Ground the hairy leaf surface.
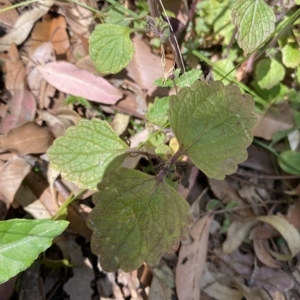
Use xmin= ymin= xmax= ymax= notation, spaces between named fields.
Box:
xmin=231 ymin=0 xmax=275 ymax=54
xmin=169 ymin=81 xmax=257 ymax=179
xmin=87 ymin=168 xmax=191 ymax=272
xmin=0 ymin=219 xmax=68 ymax=284
xmin=48 ymin=119 xmax=129 ymax=190
xmin=89 ymin=24 xmax=134 ymax=74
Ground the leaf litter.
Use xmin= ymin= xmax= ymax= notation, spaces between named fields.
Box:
xmin=1 ymin=1 xmax=300 ymax=299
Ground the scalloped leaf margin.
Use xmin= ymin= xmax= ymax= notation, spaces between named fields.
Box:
xmin=169 ymin=80 xmax=257 ymax=180
xmin=47 ymin=119 xmax=130 ymax=190
xmin=87 ymin=168 xmax=192 ymax=272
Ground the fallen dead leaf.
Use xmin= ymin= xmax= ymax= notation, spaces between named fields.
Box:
xmin=200 ymin=263 xmax=243 ymax=300
xmin=29 ymin=14 xmax=70 ymax=56
xmin=253 ymin=238 xmax=280 ymax=268
xmin=176 ymin=214 xmax=214 ymax=300
xmin=252 ymin=104 xmax=294 ymax=140
xmin=126 ymin=35 xmax=166 ymax=96
xmin=256 ymin=215 xmax=300 ymax=258
xmin=223 ymin=218 xmax=258 ymax=253
xmin=0 ymin=83 xmax=36 ymax=134
xmin=251 ymin=266 xmax=294 ymax=293
xmin=0 ymin=1 xmax=54 ymax=51
xmin=149 ymin=275 xmax=175 ymax=300
xmin=0 ymin=0 xmax=19 ymax=30
xmin=0 ymin=155 xmax=31 ymax=206
xmin=242 ymin=285 xmax=272 ymax=300
xmin=0 ymin=122 xmax=54 ymax=155
xmin=37 ymin=61 xmax=123 ymax=104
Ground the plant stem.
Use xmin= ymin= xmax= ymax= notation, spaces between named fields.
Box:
xmin=156 ymin=149 xmax=183 ymax=181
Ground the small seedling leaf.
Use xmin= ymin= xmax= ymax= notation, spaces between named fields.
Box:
xmin=0 ymin=219 xmax=68 ymax=284
xmin=255 ymin=58 xmax=285 ymax=90
xmin=89 ymin=24 xmax=134 ymax=74
xmin=87 ymin=168 xmax=191 ymax=272
xmin=146 ymin=96 xmax=170 ymax=127
xmin=169 ymin=81 xmax=257 ymax=179
xmin=212 ymin=58 xmax=236 ymax=85
xmin=231 ymin=0 xmax=275 ymax=54
xmin=47 ymin=119 xmax=130 ymax=190
xmin=282 ymin=43 xmax=300 ymax=69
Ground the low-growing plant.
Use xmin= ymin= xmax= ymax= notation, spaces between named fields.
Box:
xmin=2 ymin=0 xmax=300 ymax=284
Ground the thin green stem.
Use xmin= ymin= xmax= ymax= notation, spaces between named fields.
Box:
xmin=106 ymin=0 xmax=139 ymax=18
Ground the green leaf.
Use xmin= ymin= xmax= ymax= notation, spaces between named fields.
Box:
xmin=255 ymin=58 xmax=285 ymax=90
xmin=87 ymin=168 xmax=191 ymax=272
xmin=278 ymin=150 xmax=300 ymax=175
xmin=0 ymin=219 xmax=68 ymax=284
xmin=169 ymin=81 xmax=257 ymax=180
xmin=297 ymin=67 xmax=300 ymax=84
xmin=105 ymin=8 xmax=131 ymax=27
xmin=48 ymin=119 xmax=130 ymax=190
xmin=231 ymin=0 xmax=275 ymax=54
xmin=281 ymin=43 xmax=300 ymax=69
xmin=155 ymin=144 xmax=171 ymax=160
xmin=146 ymin=97 xmax=170 ymax=127
xmin=282 ymin=43 xmax=300 ymax=69
xmin=89 ymin=24 xmax=134 ymax=74
xmin=154 ymin=70 xmax=202 ymax=88
xmin=213 ymin=59 xmax=236 ymax=85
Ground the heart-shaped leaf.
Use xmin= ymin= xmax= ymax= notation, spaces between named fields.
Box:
xmin=169 ymin=81 xmax=257 ymax=179
xmin=89 ymin=24 xmax=134 ymax=74
xmin=47 ymin=119 xmax=130 ymax=190
xmin=231 ymin=0 xmax=275 ymax=53
xmin=87 ymin=168 xmax=191 ymax=272
xmin=0 ymin=219 xmax=68 ymax=284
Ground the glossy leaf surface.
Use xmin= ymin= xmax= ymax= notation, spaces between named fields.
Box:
xmin=0 ymin=219 xmax=68 ymax=284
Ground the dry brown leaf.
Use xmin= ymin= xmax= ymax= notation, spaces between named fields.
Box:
xmin=200 ymin=263 xmax=243 ymax=300
xmin=0 ymin=1 xmax=54 ymax=51
xmin=23 ymin=170 xmax=60 ymax=216
xmin=29 ymin=14 xmax=70 ymax=55
xmin=251 ymin=266 xmax=294 ymax=293
xmin=0 ymin=155 xmax=31 ymax=206
xmin=223 ymin=218 xmax=258 ymax=253
xmin=253 ymin=238 xmax=280 ymax=268
xmin=256 ymin=215 xmax=300 ymax=258
xmin=0 ymin=0 xmax=19 ymax=30
xmin=59 ymin=0 xmax=94 ymax=38
xmin=176 ymin=214 xmax=214 ymax=300
xmin=126 ymin=35 xmax=166 ymax=96
xmin=0 ymin=122 xmax=54 ymax=155
xmin=286 ymin=200 xmax=300 ymax=228
xmin=76 ymin=55 xmax=103 ymax=76
xmin=149 ymin=275 xmax=175 ymax=300
xmin=0 ymin=44 xmax=26 ymax=92
xmin=37 ymin=61 xmax=123 ymax=104
xmin=242 ymin=285 xmax=272 ymax=300
xmin=26 ymin=42 xmax=56 ymax=101
xmin=285 ymin=183 xmax=300 ymax=195
xmin=252 ymin=104 xmax=294 ymax=140
xmin=0 ymin=83 xmax=36 ymax=134
xmin=14 ymin=184 xmax=52 ymax=219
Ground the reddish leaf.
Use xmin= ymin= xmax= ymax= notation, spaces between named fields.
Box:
xmin=37 ymin=61 xmax=122 ymax=104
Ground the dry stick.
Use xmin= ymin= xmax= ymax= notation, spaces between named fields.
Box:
xmin=235 ymin=171 xmax=300 ymax=180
